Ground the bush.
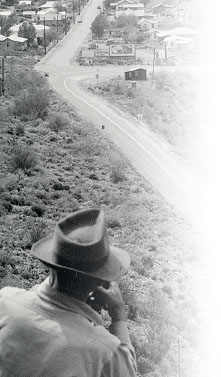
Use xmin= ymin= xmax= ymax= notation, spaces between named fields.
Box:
xmin=10 ymin=144 xmax=38 ymax=175
xmin=137 ymin=357 xmax=154 ymax=375
xmin=10 ymin=87 xmax=49 ymax=119
xmin=48 ymin=112 xmax=70 ymax=133
xmin=31 ymin=203 xmax=45 ymax=217
xmin=27 ymin=219 xmax=47 ymax=245
xmin=110 ymin=162 xmax=126 ymax=183
xmin=141 ymin=255 xmax=154 ymax=269
xmin=106 ymin=217 xmax=121 ymax=229
xmin=15 ymin=123 xmax=25 ymax=136
xmin=0 ymin=201 xmax=13 ymax=213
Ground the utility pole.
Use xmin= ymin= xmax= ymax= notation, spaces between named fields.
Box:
xmin=56 ymin=12 xmax=59 ymax=42
xmin=72 ymin=0 xmax=75 ymax=23
xmin=164 ymin=41 xmax=168 ymax=64
xmin=151 ymin=47 xmax=156 ymax=85
xmin=78 ymin=0 xmax=80 ymax=15
xmin=0 ymin=57 xmax=5 ymax=96
xmin=64 ymin=11 xmax=67 ymax=35
xmin=43 ymin=17 xmax=46 ymax=55
xmin=177 ymin=337 xmax=181 ymax=377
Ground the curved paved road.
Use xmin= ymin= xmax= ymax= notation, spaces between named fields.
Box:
xmin=36 ymin=0 xmax=203 ymax=227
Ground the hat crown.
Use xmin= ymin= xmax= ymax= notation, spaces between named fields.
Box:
xmin=52 ymin=209 xmax=110 ymax=269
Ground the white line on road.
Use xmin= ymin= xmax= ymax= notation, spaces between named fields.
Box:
xmin=64 ymin=77 xmax=193 ymax=197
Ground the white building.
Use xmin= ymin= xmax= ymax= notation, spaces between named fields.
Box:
xmin=33 ymin=8 xmax=65 ymax=23
xmin=10 ymin=23 xmax=50 ymax=37
xmin=138 ymin=17 xmax=159 ymax=31
xmin=113 ymin=0 xmax=144 ymax=18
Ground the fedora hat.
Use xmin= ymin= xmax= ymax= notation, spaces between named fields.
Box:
xmin=31 ymin=208 xmax=130 ymax=281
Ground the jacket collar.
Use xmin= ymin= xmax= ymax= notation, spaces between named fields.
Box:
xmin=37 ymin=278 xmax=102 ymax=326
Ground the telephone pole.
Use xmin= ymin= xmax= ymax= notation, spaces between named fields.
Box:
xmin=43 ymin=18 xmax=46 ymax=55
xmin=64 ymin=11 xmax=67 ymax=35
xmin=177 ymin=337 xmax=181 ymax=377
xmin=72 ymin=0 xmax=75 ymax=23
xmin=78 ymin=0 xmax=80 ymax=15
xmin=151 ymin=47 xmax=156 ymax=85
xmin=0 ymin=57 xmax=5 ymax=96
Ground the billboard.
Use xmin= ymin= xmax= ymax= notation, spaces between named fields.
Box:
xmin=109 ymin=44 xmax=135 ymax=57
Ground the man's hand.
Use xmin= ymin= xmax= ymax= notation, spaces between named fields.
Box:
xmin=93 ymin=282 xmax=127 ymax=322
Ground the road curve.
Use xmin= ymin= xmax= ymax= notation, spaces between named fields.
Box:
xmin=36 ymin=0 xmax=203 ymax=227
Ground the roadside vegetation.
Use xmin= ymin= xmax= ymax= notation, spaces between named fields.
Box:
xmin=0 ymin=58 xmax=203 ymax=377
xmin=83 ymin=71 xmax=204 ymax=171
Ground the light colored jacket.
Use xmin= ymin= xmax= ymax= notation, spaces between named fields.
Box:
xmin=0 ymin=278 xmax=137 ymax=377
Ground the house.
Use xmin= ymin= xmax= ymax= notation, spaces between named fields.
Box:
xmin=0 ymin=34 xmax=7 ymax=52
xmin=110 ymin=0 xmax=132 ymax=9
xmin=10 ymin=23 xmax=50 ymax=38
xmin=0 ymin=9 xmax=13 ymax=19
xmin=39 ymin=1 xmax=66 ymax=10
xmin=18 ymin=0 xmax=32 ymax=5
xmin=23 ymin=10 xmax=36 ymax=18
xmin=164 ymin=35 xmax=193 ymax=50
xmin=0 ymin=34 xmax=28 ymax=54
xmin=39 ymin=1 xmax=56 ymax=9
xmin=7 ymin=34 xmax=28 ymax=51
xmin=138 ymin=17 xmax=159 ymax=31
xmin=33 ymin=8 xmax=65 ymax=24
xmin=152 ymin=3 xmax=175 ymax=17
xmin=125 ymin=67 xmax=146 ymax=81
xmin=157 ymin=27 xmax=199 ymax=39
xmin=113 ymin=0 xmax=145 ymax=18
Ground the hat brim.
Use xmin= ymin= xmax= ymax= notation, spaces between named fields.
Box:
xmin=30 ymin=235 xmax=130 ymax=282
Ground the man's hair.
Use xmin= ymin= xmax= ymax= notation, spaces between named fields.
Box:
xmin=43 ymin=263 xmax=104 ymax=294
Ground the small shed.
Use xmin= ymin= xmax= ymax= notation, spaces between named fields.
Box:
xmin=7 ymin=34 xmax=28 ymax=51
xmin=125 ymin=68 xmax=146 ymax=81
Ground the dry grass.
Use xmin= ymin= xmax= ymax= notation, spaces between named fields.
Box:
xmin=0 ymin=59 xmax=203 ymax=377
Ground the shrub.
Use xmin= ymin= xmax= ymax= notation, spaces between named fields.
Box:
xmin=15 ymin=123 xmax=25 ymax=136
xmin=141 ymin=255 xmax=154 ymax=269
xmin=137 ymin=357 xmax=154 ymax=375
xmin=0 ymin=250 xmax=16 ymax=267
xmin=31 ymin=203 xmax=45 ymax=217
xmin=1 ymin=201 xmax=13 ymax=213
xmin=8 ymin=195 xmax=25 ymax=206
xmin=110 ymin=162 xmax=126 ymax=183
xmin=106 ymin=217 xmax=121 ymax=229
xmin=27 ymin=219 xmax=47 ymax=245
xmin=48 ymin=112 xmax=70 ymax=133
xmin=6 ymin=70 xmax=46 ymax=97
xmin=10 ymin=144 xmax=38 ymax=175
xmin=162 ymin=285 xmax=173 ymax=297
xmin=53 ymin=182 xmax=64 ymax=190
xmin=10 ymin=87 xmax=49 ymax=119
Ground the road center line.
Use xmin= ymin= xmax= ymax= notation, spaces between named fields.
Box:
xmin=64 ymin=77 xmax=193 ymax=196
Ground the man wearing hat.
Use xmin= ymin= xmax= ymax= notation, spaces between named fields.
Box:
xmin=0 ymin=209 xmax=137 ymax=377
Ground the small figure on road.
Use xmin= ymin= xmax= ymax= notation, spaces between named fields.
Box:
xmin=102 ymin=124 xmax=105 ymax=130
xmin=0 ymin=208 xmax=136 ymax=377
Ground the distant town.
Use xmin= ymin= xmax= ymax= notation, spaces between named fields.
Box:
xmin=0 ymin=0 xmax=199 ymax=66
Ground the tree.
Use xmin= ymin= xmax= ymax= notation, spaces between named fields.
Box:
xmin=91 ymin=14 xmax=108 ymax=39
xmin=18 ymin=22 xmax=36 ymax=46
xmin=1 ymin=14 xmax=17 ymax=36
xmin=45 ymin=28 xmax=57 ymax=46
xmin=54 ymin=0 xmax=64 ymax=12
xmin=112 ymin=15 xmax=137 ymax=29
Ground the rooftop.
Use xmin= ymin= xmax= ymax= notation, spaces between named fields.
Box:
xmin=8 ymin=34 xmax=28 ymax=42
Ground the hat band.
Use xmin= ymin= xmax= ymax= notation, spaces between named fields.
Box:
xmin=55 ymin=253 xmax=109 ymax=272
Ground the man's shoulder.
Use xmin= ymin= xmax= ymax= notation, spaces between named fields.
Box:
xmin=0 ymin=285 xmax=26 ymax=297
